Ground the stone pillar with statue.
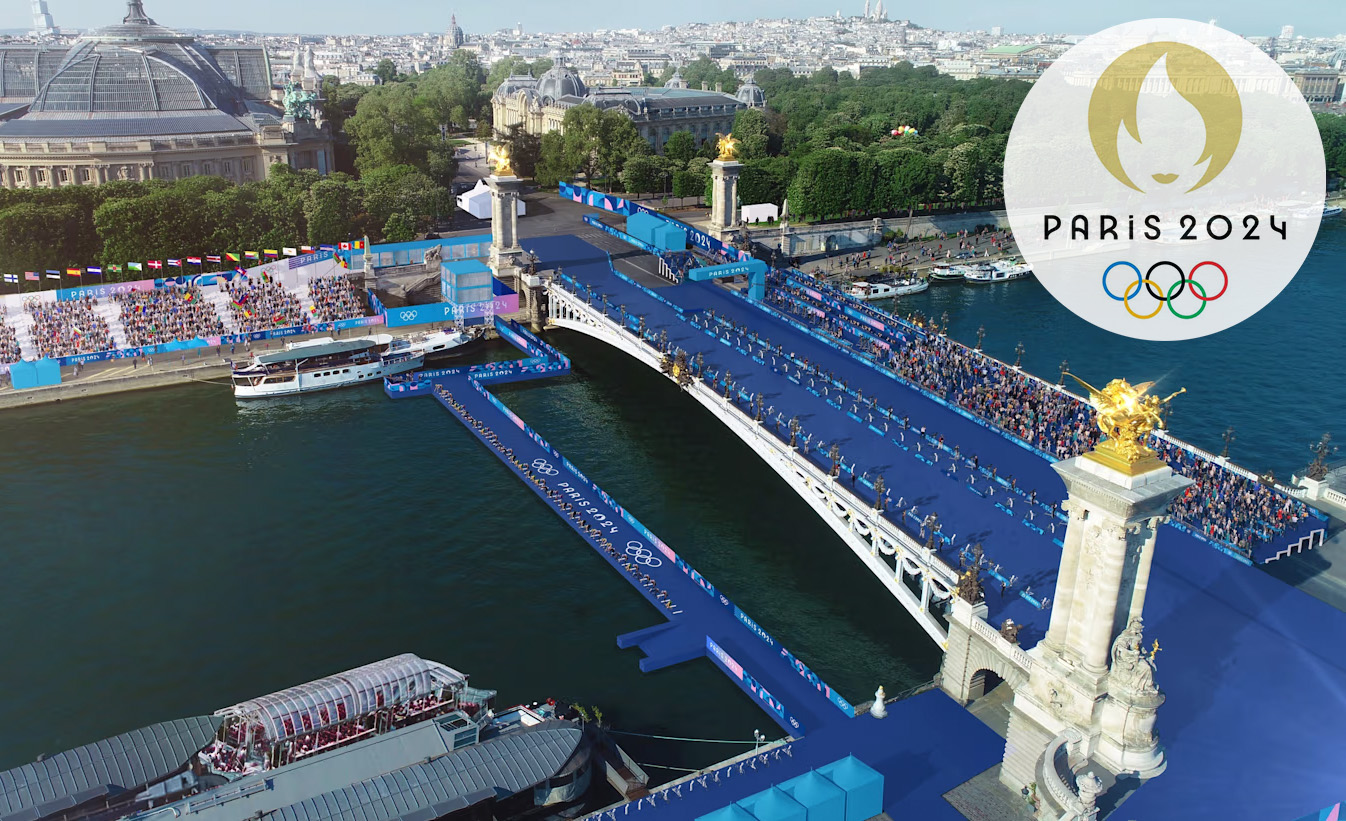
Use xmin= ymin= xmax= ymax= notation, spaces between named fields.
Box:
xmin=486 ymin=143 xmax=524 ymax=286
xmin=998 ymin=376 xmax=1192 ymax=803
xmin=708 ymin=133 xmax=743 ymax=239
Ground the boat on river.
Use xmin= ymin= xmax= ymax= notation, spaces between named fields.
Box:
xmin=964 ymin=259 xmax=1032 ymax=284
xmin=231 ymin=330 xmax=469 ymax=398
xmin=848 ymin=275 xmax=929 ymax=300
xmin=0 ymin=654 xmax=615 ymax=821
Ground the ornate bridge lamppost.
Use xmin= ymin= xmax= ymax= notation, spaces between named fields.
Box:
xmin=1014 ymin=341 xmax=1025 ymax=369
xmin=829 ymin=443 xmax=842 ymax=477
xmin=1059 ymin=359 xmax=1069 ymax=386
xmin=788 ymin=416 xmax=801 ymax=449
xmin=976 ymin=325 xmax=986 ymax=351
xmin=873 ymin=474 xmax=886 ymax=511
xmin=1306 ymin=433 xmax=1338 ymax=481
xmin=1220 ymin=426 xmax=1235 ymax=459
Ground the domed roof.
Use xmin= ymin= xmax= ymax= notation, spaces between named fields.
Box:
xmin=536 ymin=66 xmax=586 ymax=101
xmin=735 ymin=78 xmax=765 ymax=108
xmin=492 ymin=74 xmax=538 ymax=101
xmin=665 ymin=70 xmax=687 ymax=89
xmin=27 ymin=0 xmax=246 ymax=116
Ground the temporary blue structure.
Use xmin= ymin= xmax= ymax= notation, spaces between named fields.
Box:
xmin=778 ymin=770 xmax=846 ymax=821
xmin=737 ymin=786 xmax=807 ymax=821
xmin=816 ymin=756 xmax=883 ymax=821
xmin=697 ymin=804 xmax=759 ymax=821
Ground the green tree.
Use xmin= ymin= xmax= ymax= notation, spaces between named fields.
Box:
xmin=534 ymin=131 xmax=569 ymax=187
xmin=731 ymin=108 xmax=771 ymax=160
xmin=561 ymin=104 xmax=604 ymax=183
xmin=663 ymin=130 xmax=697 ymax=164
xmin=620 ymin=155 xmax=664 ymax=194
xmin=304 ymin=174 xmax=363 ymax=245
xmin=383 ymin=211 xmax=415 ymax=242
xmin=0 ymin=202 xmax=90 ymax=274
xmin=345 ymin=83 xmax=436 ymax=173
xmin=373 ymin=58 xmax=397 ymax=85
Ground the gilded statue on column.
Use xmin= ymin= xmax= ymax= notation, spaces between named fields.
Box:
xmin=1067 ymin=373 xmax=1185 ymax=475
xmin=488 ymin=144 xmax=514 ymax=177
xmin=715 ymin=133 xmax=740 ymax=162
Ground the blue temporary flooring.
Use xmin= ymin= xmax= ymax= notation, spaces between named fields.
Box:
xmin=520 ymin=233 xmax=1346 ymax=820
xmin=386 ymin=317 xmax=1006 ymax=818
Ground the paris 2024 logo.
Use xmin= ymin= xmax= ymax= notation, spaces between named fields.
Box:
xmin=1004 ymin=19 xmax=1324 ymax=341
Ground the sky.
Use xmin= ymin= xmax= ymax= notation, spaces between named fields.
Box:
xmin=10 ymin=0 xmax=1345 ymax=39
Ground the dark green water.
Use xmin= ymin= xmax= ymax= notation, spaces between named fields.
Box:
xmin=0 ymin=333 xmax=938 ymax=775
xmin=0 ymin=219 xmax=1340 ymax=776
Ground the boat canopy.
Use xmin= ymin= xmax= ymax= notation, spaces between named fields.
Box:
xmin=214 ymin=654 xmax=467 ymax=743
xmin=255 ymin=338 xmax=380 ymax=366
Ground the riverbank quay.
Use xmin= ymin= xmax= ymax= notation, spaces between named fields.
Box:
xmin=0 ymin=320 xmax=521 ymax=410
xmin=526 ymin=231 xmax=1346 ymax=819
xmin=385 ymin=317 xmax=1008 ymax=818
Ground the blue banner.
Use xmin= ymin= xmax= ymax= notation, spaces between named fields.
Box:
xmin=287 ymin=250 xmax=333 ymax=269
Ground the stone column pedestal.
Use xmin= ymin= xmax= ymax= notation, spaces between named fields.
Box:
xmin=1000 ymin=453 xmax=1191 ymax=788
xmin=488 ymin=174 xmax=523 ymax=280
xmin=709 ymin=159 xmax=743 ymax=238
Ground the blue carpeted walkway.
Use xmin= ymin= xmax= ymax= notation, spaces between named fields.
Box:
xmin=524 ymin=233 xmax=1346 ymax=820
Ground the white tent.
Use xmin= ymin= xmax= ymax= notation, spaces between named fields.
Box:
xmin=457 ymin=180 xmax=525 ymax=219
xmin=741 ymin=203 xmax=779 ymax=224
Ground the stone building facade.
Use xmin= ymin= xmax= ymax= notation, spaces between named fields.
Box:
xmin=492 ymin=66 xmax=765 ymax=155
xmin=0 ymin=0 xmax=333 ymax=189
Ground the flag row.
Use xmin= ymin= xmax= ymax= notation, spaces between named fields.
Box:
xmin=0 ymin=241 xmax=367 ymax=284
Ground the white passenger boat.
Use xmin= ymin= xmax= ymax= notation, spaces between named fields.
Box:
xmin=1324 ymin=204 xmax=1343 ymax=218
xmin=848 ymin=277 xmax=929 ymax=301
xmin=231 ymin=330 xmax=468 ymax=398
xmin=928 ymin=266 xmax=967 ymax=283
xmin=964 ymin=259 xmax=1032 ymax=283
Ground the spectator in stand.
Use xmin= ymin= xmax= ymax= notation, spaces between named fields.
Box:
xmin=115 ymin=286 xmax=225 ymax=348
xmin=25 ymin=296 xmax=113 ymax=358
xmin=764 ymin=270 xmax=1313 ymax=555
xmin=226 ymin=276 xmax=304 ymax=333
xmin=0 ymin=312 xmax=21 ymax=364
xmin=307 ymin=275 xmax=366 ymax=323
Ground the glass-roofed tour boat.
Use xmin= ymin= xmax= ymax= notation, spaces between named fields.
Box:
xmin=231 ymin=330 xmax=469 ymax=399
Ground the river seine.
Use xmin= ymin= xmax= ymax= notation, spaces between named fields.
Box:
xmin=0 ymin=219 xmax=1339 ymax=776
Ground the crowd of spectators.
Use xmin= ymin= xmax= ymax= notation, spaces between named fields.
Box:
xmin=1157 ymin=440 xmax=1314 ymax=552
xmin=226 ymin=277 xmax=304 ymax=333
xmin=0 ymin=312 xmax=20 ymax=363
xmin=25 ymin=296 xmax=113 ymax=358
xmin=307 ymin=275 xmax=366 ymax=323
xmin=764 ymin=271 xmax=1317 ymax=554
xmin=115 ymin=286 xmax=225 ymax=348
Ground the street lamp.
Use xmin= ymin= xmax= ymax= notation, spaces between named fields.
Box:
xmin=1014 ymin=341 xmax=1025 ymax=368
xmin=1221 ymin=426 xmax=1235 ymax=459
xmin=975 ymin=325 xmax=985 ymax=351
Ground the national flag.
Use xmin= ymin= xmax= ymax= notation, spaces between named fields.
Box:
xmin=264 ymin=249 xmax=278 ymax=258
xmin=187 ymin=257 xmax=202 ymax=265
xmin=108 ymin=264 xmax=121 ymax=273
xmin=352 ymin=240 xmax=365 ymax=250
xmin=244 ymin=251 xmax=259 ymax=260
xmin=225 ymin=253 xmax=240 ymax=263
xmin=338 ymin=242 xmax=351 ymax=251
xmin=234 ymin=267 xmax=246 ymax=275
xmin=2 ymin=274 xmax=17 ymax=284
xmin=301 ymin=245 xmax=314 ymax=253
xmin=167 ymin=259 xmax=182 ymax=267
xmin=25 ymin=272 xmax=38 ymax=281
xmin=283 ymin=247 xmax=298 ymax=257
xmin=147 ymin=260 xmax=163 ymax=270
xmin=207 ymin=255 xmax=222 ymax=263
xmin=87 ymin=266 xmax=102 ymax=276
xmin=128 ymin=262 xmax=143 ymax=272
xmin=45 ymin=271 xmax=61 ymax=279
xmin=66 ymin=268 xmax=81 ymax=277
xmin=319 ymin=244 xmax=336 ymax=252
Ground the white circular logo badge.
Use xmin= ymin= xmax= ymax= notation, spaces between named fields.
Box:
xmin=1004 ymin=19 xmax=1324 ymax=341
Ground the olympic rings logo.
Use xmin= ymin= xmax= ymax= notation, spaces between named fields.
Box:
xmin=399 ymin=310 xmax=418 ymax=321
xmin=1102 ymin=261 xmax=1228 ymax=320
xmin=531 ymin=458 xmax=559 ymax=476
xmin=625 ymin=541 xmax=663 ymax=567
